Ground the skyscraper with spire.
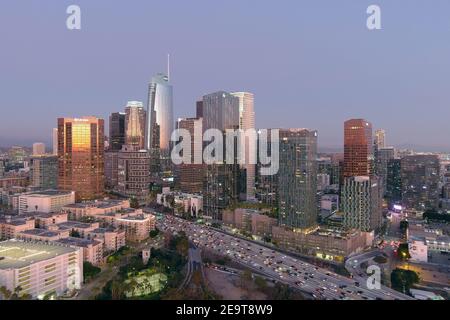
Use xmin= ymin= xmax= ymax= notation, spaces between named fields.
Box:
xmin=145 ymin=67 xmax=174 ymax=174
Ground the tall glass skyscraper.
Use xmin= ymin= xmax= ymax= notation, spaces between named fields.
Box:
xmin=401 ymin=155 xmax=440 ymax=211
xmin=344 ymin=119 xmax=373 ymax=178
xmin=57 ymin=117 xmax=104 ymax=201
xmin=109 ymin=112 xmax=126 ymax=151
xmin=202 ymin=91 xmax=239 ymax=133
xmin=232 ymin=92 xmax=255 ymax=200
xmin=278 ymin=129 xmax=318 ymax=231
xmin=30 ymin=155 xmax=58 ymax=189
xmin=125 ymin=101 xmax=146 ymax=150
xmin=146 ymin=73 xmax=173 ymax=173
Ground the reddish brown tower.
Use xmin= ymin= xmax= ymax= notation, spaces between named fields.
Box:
xmin=344 ymin=119 xmax=372 ymax=178
xmin=58 ymin=117 xmax=105 ymax=201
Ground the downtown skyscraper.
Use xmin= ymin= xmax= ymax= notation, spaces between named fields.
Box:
xmin=202 ymin=91 xmax=240 ymax=133
xmin=202 ymin=91 xmax=240 ymax=220
xmin=374 ymin=129 xmax=386 ymax=150
xmin=57 ymin=117 xmax=105 ymax=201
xmin=278 ymin=129 xmax=318 ymax=231
xmin=109 ymin=112 xmax=126 ymax=151
xmin=30 ymin=155 xmax=58 ymax=189
xmin=401 ymin=155 xmax=440 ymax=211
xmin=145 ymin=73 xmax=173 ymax=174
xmin=125 ymin=101 xmax=146 ymax=149
xmin=343 ymin=119 xmax=373 ymax=178
xmin=342 ymin=176 xmax=382 ymax=232
xmin=232 ymin=92 xmax=256 ymax=200
xmin=176 ymin=117 xmax=204 ymax=194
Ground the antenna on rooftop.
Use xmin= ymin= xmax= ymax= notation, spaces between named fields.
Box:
xmin=167 ymin=53 xmax=170 ymax=82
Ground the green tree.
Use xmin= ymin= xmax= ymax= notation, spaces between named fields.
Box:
xmin=391 ymin=268 xmax=419 ymax=294
xmin=397 ymin=243 xmax=411 ymax=260
xmin=150 ymin=228 xmax=160 ymax=238
xmin=423 ymin=209 xmax=450 ymax=222
xmin=83 ymin=261 xmax=101 ymax=282
xmin=130 ymin=197 xmax=140 ymax=209
xmin=70 ymin=229 xmax=81 ymax=238
xmin=399 ymin=220 xmax=409 ymax=238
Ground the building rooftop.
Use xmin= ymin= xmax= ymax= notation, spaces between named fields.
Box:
xmin=0 ymin=215 xmax=33 ymax=226
xmin=63 ymin=199 xmax=126 ymax=209
xmin=55 ymin=237 xmax=101 ymax=248
xmin=116 ymin=214 xmax=149 ymax=222
xmin=91 ymin=227 xmax=120 ymax=234
xmin=57 ymin=221 xmax=96 ymax=230
xmin=20 ymin=190 xmax=74 ymax=197
xmin=22 ymin=211 xmax=67 ymax=219
xmin=19 ymin=229 xmax=61 ymax=237
xmin=0 ymin=239 xmax=78 ymax=270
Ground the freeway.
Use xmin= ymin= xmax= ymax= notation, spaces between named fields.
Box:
xmin=345 ymin=250 xmax=408 ymax=298
xmin=158 ymin=215 xmax=414 ymax=300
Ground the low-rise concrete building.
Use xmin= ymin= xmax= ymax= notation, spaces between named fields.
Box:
xmin=157 ymin=191 xmax=203 ymax=217
xmin=272 ymin=226 xmax=374 ymax=262
xmin=87 ymin=228 xmax=126 ymax=253
xmin=115 ymin=214 xmax=155 ymax=242
xmin=55 ymin=237 xmax=104 ymax=266
xmin=62 ymin=199 xmax=130 ymax=220
xmin=407 ymin=222 xmax=450 ymax=262
xmin=0 ymin=239 xmax=83 ymax=298
xmin=55 ymin=221 xmax=100 ymax=238
xmin=16 ymin=229 xmax=67 ymax=242
xmin=18 ymin=190 xmax=75 ymax=214
xmin=222 ymin=208 xmax=277 ymax=237
xmin=0 ymin=215 xmax=35 ymax=240
xmin=23 ymin=211 xmax=68 ymax=229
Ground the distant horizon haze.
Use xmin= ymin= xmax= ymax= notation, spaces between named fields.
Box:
xmin=1 ymin=1 xmax=450 ymax=150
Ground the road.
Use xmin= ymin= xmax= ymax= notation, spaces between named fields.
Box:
xmin=158 ymin=215 xmax=414 ymax=300
xmin=179 ymin=243 xmax=204 ymax=290
xmin=345 ymin=250 xmax=408 ymax=298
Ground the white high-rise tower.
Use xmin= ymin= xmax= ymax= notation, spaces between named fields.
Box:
xmin=232 ymin=92 xmax=255 ymax=200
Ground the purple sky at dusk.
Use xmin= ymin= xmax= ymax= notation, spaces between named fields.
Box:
xmin=1 ymin=1 xmax=450 ymax=151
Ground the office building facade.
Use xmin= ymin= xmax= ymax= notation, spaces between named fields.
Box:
xmin=109 ymin=112 xmax=126 ymax=151
xmin=344 ymin=119 xmax=373 ymax=178
xmin=30 ymin=155 xmax=58 ymax=189
xmin=32 ymin=143 xmax=46 ymax=156
xmin=232 ymin=92 xmax=256 ymax=200
xmin=146 ymin=73 xmax=174 ymax=174
xmin=278 ymin=129 xmax=318 ymax=231
xmin=57 ymin=117 xmax=105 ymax=201
xmin=401 ymin=155 xmax=440 ymax=211
xmin=105 ymin=150 xmax=119 ymax=189
xmin=125 ymin=101 xmax=146 ymax=149
xmin=342 ymin=176 xmax=382 ymax=232
xmin=374 ymin=147 xmax=395 ymax=196
xmin=117 ymin=145 xmax=151 ymax=201
xmin=176 ymin=117 xmax=204 ymax=193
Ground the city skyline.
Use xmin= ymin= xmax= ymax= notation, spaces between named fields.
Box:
xmin=2 ymin=1 xmax=450 ymax=150
xmin=2 ymin=1 xmax=450 ymax=305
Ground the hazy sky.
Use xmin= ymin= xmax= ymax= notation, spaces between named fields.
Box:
xmin=1 ymin=1 xmax=450 ymax=151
